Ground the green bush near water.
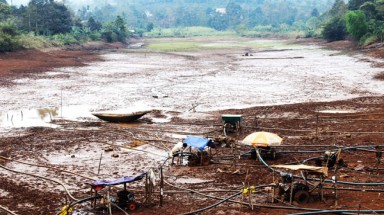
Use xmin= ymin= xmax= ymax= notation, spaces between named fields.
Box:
xmin=146 ymin=26 xmax=235 ymax=37
xmin=360 ymin=33 xmax=377 ymax=46
xmin=0 ymin=31 xmax=17 ymax=52
xmin=16 ymin=33 xmax=54 ymax=49
xmin=148 ymin=41 xmax=200 ymax=51
xmin=0 ymin=21 xmax=18 ymax=52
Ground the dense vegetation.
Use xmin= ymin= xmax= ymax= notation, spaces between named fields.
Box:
xmin=321 ymin=0 xmax=384 ymax=45
xmin=76 ymin=0 xmax=332 ymax=37
xmin=1 ymin=0 xmax=383 ymax=52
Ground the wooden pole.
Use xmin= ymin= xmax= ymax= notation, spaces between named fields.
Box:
xmin=160 ymin=166 xmax=164 ymax=207
xmin=333 ymin=172 xmax=338 ymax=206
xmin=145 ymin=173 xmax=148 ymax=203
xmin=320 ymin=176 xmax=324 ymax=202
xmin=107 ymin=188 xmax=112 ymax=215
xmin=316 ymin=109 xmax=319 ymax=138
xmin=97 ymin=152 xmax=103 ymax=175
xmin=272 ymin=169 xmax=275 ymax=203
xmin=249 ymin=187 xmax=253 ymax=210
xmin=289 ymin=177 xmax=294 ymax=205
xmin=61 ymin=89 xmax=63 ymax=118
xmin=376 ymin=146 xmax=382 ymax=174
xmin=334 ymin=149 xmax=341 ymax=206
xmin=148 ymin=175 xmax=152 ymax=204
xmin=200 ymin=150 xmax=203 ymax=166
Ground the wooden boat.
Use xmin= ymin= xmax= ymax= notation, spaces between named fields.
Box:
xmin=92 ymin=110 xmax=151 ymax=123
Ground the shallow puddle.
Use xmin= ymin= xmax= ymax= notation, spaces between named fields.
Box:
xmin=0 ymin=108 xmax=58 ymax=128
xmin=0 ymin=105 xmax=96 ymax=129
xmin=318 ymin=109 xmax=360 ymax=114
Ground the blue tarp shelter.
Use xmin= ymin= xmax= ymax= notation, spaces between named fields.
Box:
xmin=183 ymin=136 xmax=214 ymax=150
xmin=88 ymin=173 xmax=146 ymax=187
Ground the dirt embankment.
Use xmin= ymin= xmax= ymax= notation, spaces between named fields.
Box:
xmin=1 ymin=38 xmax=383 ymax=81
xmin=0 ymin=41 xmax=126 ymax=81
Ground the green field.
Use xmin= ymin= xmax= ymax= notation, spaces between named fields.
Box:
xmin=146 ymin=36 xmax=295 ymax=52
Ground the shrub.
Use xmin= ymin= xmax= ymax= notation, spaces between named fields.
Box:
xmin=0 ymin=21 xmax=18 ymax=52
xmin=360 ymin=33 xmax=377 ymax=46
xmin=0 ymin=30 xmax=17 ymax=52
xmin=345 ymin=10 xmax=368 ymax=41
xmin=51 ymin=33 xmax=78 ymax=45
xmin=16 ymin=33 xmax=52 ymax=49
xmin=89 ymin=31 xmax=101 ymax=41
xmin=101 ymin=31 xmax=118 ymax=42
xmin=322 ymin=17 xmax=347 ymax=41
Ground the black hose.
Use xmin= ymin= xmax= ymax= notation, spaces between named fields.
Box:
xmin=275 ymin=145 xmax=380 ymax=154
xmin=255 ymin=148 xmax=384 ymax=186
xmin=183 ymin=191 xmax=242 ymax=215
xmin=55 ymin=196 xmax=102 ymax=215
xmin=288 ymin=209 xmax=384 ymax=215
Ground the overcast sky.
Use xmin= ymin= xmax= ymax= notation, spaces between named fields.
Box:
xmin=7 ymin=0 xmax=91 ymax=9
xmin=7 ymin=0 xmax=30 ymax=6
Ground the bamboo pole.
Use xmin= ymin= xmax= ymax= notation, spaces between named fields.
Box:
xmin=160 ymin=166 xmax=164 ymax=207
xmin=316 ymin=108 xmax=319 ymax=138
xmin=97 ymin=152 xmax=103 ymax=175
xmin=107 ymin=188 xmax=112 ymax=215
xmin=272 ymin=169 xmax=275 ymax=203
xmin=334 ymin=149 xmax=341 ymax=206
xmin=145 ymin=173 xmax=148 ymax=203
xmin=289 ymin=178 xmax=294 ymax=205
xmin=320 ymin=176 xmax=324 ymax=202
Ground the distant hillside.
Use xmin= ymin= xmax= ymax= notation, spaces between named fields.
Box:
xmin=74 ymin=0 xmax=334 ymax=30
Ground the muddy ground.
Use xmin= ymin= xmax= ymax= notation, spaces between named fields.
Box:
xmin=1 ymin=38 xmax=384 ymax=215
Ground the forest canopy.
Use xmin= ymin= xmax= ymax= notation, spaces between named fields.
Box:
xmin=1 ymin=0 xmax=384 ymax=52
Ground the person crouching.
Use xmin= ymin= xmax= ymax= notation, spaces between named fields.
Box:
xmin=169 ymin=141 xmax=187 ymax=165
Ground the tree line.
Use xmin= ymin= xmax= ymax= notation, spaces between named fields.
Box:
xmin=77 ymin=0 xmax=331 ymax=34
xmin=0 ymin=0 xmax=130 ymax=52
xmin=1 ymin=0 xmax=383 ymax=53
xmin=322 ymin=0 xmax=384 ymax=45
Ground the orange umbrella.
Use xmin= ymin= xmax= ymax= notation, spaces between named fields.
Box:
xmin=242 ymin=131 xmax=283 ymax=147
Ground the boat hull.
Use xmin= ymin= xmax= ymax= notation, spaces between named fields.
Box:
xmin=92 ymin=111 xmax=150 ymax=123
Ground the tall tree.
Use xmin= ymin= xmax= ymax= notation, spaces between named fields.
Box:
xmin=360 ymin=2 xmax=377 ymax=19
xmin=45 ymin=2 xmax=72 ymax=35
xmin=207 ymin=12 xmax=228 ymax=31
xmin=311 ymin=8 xmax=319 ymax=17
xmin=328 ymin=0 xmax=347 ymax=18
xmin=345 ymin=10 xmax=368 ymax=41
xmin=322 ymin=16 xmax=347 ymax=41
xmin=101 ymin=15 xmax=128 ymax=42
xmin=246 ymin=7 xmax=264 ymax=28
xmin=0 ymin=2 xmax=10 ymax=21
xmin=24 ymin=0 xmax=72 ymax=35
xmin=348 ymin=0 xmax=373 ymax=10
xmin=226 ymin=2 xmax=242 ymax=28
xmin=88 ymin=16 xmax=102 ymax=31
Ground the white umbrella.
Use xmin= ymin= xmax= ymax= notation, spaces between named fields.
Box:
xmin=242 ymin=131 xmax=283 ymax=147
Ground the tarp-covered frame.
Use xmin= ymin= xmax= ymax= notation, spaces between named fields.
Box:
xmin=182 ymin=136 xmax=214 ymax=166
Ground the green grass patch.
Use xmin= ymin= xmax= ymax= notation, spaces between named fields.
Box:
xmin=147 ymin=39 xmax=247 ymax=52
xmin=360 ymin=34 xmax=377 ymax=46
xmin=16 ymin=33 xmax=56 ymax=49
xmin=146 ymin=36 xmax=301 ymax=52
xmin=147 ymin=41 xmax=201 ymax=51
xmin=145 ymin=27 xmax=236 ymax=37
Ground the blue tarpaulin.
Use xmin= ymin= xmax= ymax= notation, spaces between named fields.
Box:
xmin=88 ymin=173 xmax=146 ymax=186
xmin=183 ymin=136 xmax=214 ymax=150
